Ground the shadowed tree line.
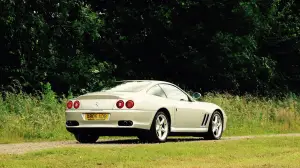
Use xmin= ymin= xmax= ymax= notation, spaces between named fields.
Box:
xmin=0 ymin=0 xmax=300 ymax=96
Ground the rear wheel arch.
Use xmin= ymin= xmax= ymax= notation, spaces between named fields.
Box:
xmin=138 ymin=108 xmax=171 ymax=143
xmin=156 ymin=108 xmax=171 ymax=127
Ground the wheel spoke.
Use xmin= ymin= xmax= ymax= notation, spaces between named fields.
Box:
xmin=212 ymin=127 xmax=217 ymax=133
xmin=158 ymin=130 xmax=162 ymax=138
xmin=215 ymin=116 xmax=218 ymax=123
xmin=156 ymin=117 xmax=160 ymax=125
xmin=156 ymin=125 xmax=160 ymax=131
xmin=213 ymin=116 xmax=218 ymax=125
xmin=160 ymin=118 xmax=165 ymax=125
xmin=214 ymin=128 xmax=219 ymax=135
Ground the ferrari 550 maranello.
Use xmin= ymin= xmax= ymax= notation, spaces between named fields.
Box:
xmin=65 ymin=80 xmax=227 ymax=143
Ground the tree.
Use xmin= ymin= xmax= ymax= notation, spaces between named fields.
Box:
xmin=0 ymin=0 xmax=114 ymax=95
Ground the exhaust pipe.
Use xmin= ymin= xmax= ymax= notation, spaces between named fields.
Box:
xmin=118 ymin=120 xmax=133 ymax=126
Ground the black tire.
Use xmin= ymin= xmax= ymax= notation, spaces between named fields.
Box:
xmin=203 ymin=111 xmax=223 ymax=140
xmin=74 ymin=133 xmax=99 ymax=143
xmin=146 ymin=111 xmax=170 ymax=143
xmin=137 ymin=132 xmax=150 ymax=143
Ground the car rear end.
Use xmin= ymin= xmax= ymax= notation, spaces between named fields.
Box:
xmin=65 ymin=92 xmax=155 ymax=136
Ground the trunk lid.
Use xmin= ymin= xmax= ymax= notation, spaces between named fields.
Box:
xmin=74 ymin=92 xmax=136 ymax=110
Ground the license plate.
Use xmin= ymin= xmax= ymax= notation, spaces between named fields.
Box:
xmin=84 ymin=113 xmax=110 ymax=120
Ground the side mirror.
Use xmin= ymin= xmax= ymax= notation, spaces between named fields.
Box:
xmin=192 ymin=92 xmax=202 ymax=100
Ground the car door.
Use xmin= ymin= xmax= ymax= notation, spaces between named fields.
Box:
xmin=159 ymin=84 xmax=204 ymax=129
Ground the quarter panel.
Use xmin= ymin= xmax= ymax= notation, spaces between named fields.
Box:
xmin=137 ymin=94 xmax=176 ymax=126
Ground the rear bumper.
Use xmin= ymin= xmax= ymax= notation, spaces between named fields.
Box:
xmin=65 ymin=109 xmax=156 ymax=132
xmin=66 ymin=127 xmax=145 ymax=136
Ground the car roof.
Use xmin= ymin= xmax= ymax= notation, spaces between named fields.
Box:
xmin=119 ymin=80 xmax=195 ymax=101
xmin=119 ymin=80 xmax=173 ymax=85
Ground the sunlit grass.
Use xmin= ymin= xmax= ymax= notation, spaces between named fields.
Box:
xmin=203 ymin=93 xmax=300 ymax=136
xmin=0 ymin=90 xmax=73 ymax=143
xmin=0 ymin=136 xmax=300 ymax=168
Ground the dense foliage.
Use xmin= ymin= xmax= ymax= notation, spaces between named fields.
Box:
xmin=1 ymin=0 xmax=300 ymax=96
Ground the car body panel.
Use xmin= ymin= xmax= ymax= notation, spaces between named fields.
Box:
xmin=65 ymin=80 xmax=227 ymax=136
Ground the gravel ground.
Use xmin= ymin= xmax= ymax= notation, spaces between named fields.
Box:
xmin=1 ymin=133 xmax=300 ymax=155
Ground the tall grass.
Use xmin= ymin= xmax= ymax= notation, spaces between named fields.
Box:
xmin=0 ymin=88 xmax=300 ymax=143
xmin=204 ymin=93 xmax=300 ymax=136
xmin=0 ymin=84 xmax=73 ymax=143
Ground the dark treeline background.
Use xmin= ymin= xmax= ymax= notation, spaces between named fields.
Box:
xmin=1 ymin=0 xmax=300 ymax=96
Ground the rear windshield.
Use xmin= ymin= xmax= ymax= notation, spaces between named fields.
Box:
xmin=102 ymin=81 xmax=152 ymax=92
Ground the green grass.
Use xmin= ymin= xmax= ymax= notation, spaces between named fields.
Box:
xmin=0 ymin=91 xmax=72 ymax=143
xmin=0 ymin=89 xmax=300 ymax=143
xmin=204 ymin=93 xmax=300 ymax=136
xmin=1 ymin=136 xmax=300 ymax=168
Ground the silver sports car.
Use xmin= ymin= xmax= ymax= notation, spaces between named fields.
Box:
xmin=65 ymin=80 xmax=227 ymax=143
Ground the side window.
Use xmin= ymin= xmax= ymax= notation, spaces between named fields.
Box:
xmin=159 ymin=84 xmax=189 ymax=101
xmin=147 ymin=85 xmax=167 ymax=98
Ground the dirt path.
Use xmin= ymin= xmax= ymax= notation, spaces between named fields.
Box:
xmin=1 ymin=133 xmax=300 ymax=155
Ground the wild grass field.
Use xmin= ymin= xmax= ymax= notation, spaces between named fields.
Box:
xmin=0 ymin=86 xmax=300 ymax=143
xmin=1 ymin=136 xmax=300 ymax=168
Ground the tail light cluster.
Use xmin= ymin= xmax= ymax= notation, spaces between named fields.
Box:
xmin=66 ymin=100 xmax=80 ymax=109
xmin=116 ymin=100 xmax=134 ymax=109
xmin=66 ymin=100 xmax=133 ymax=109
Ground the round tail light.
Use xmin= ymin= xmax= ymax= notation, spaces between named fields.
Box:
xmin=67 ymin=101 xmax=73 ymax=109
xmin=116 ymin=100 xmax=124 ymax=108
xmin=126 ymin=100 xmax=134 ymax=109
xmin=73 ymin=100 xmax=80 ymax=109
